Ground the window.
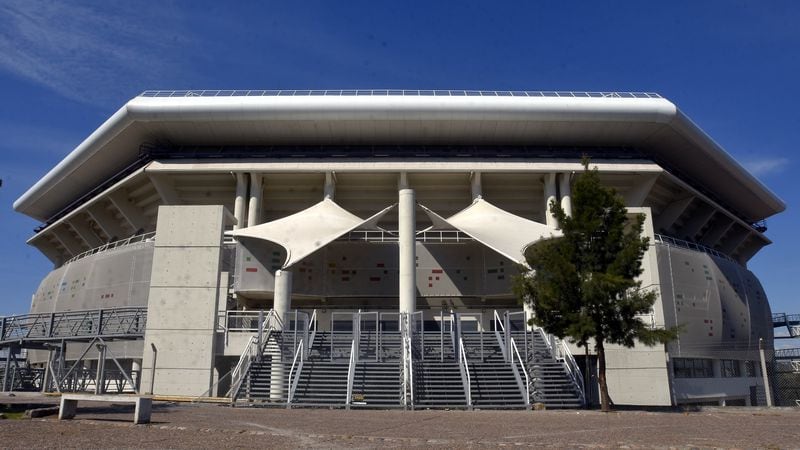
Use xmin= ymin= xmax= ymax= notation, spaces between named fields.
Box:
xmin=673 ymin=358 xmax=714 ymax=378
xmin=721 ymin=360 xmax=741 ymax=377
xmin=744 ymin=360 xmax=758 ymax=377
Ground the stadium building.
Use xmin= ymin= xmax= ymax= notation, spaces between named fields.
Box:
xmin=2 ymin=90 xmax=787 ymax=408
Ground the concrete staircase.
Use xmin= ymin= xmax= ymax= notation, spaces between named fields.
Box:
xmin=463 ymin=331 xmax=527 ymax=409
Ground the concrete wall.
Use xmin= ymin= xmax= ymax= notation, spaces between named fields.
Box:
xmin=26 ymin=242 xmax=153 ymax=363
xmin=141 ymin=205 xmax=225 ymax=396
xmin=235 ymin=241 xmax=519 ymax=299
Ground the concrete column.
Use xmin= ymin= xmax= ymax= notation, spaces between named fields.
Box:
xmin=271 ymin=270 xmax=292 ymax=401
xmin=543 ymin=173 xmax=558 ymax=228
xmin=324 ymin=172 xmax=335 ymax=200
xmin=247 ymin=173 xmax=263 ymax=227
xmin=559 ymin=172 xmax=572 ymax=218
xmin=132 ymin=360 xmax=142 ymax=392
xmin=273 ymin=270 xmax=292 ymax=328
xmin=399 ymin=189 xmax=416 ymax=314
xmin=470 ymin=172 xmax=482 ymax=200
xmin=233 ymin=173 xmax=248 ymax=230
xmin=141 ymin=205 xmax=225 ymax=396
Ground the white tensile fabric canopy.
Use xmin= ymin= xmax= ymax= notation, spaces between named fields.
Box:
xmin=420 ymin=198 xmax=561 ymax=265
xmin=230 ymin=199 xmax=396 ymax=269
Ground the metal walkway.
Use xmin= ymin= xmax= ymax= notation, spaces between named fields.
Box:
xmin=772 ymin=313 xmax=800 ymax=339
xmin=1 ymin=307 xmax=147 ymax=348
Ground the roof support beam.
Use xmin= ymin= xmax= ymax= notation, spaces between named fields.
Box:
xmin=679 ymin=203 xmax=715 ymax=241
xmin=699 ymin=215 xmax=735 ymax=249
xmin=654 ymin=196 xmax=694 ymax=233
xmin=68 ymin=217 xmax=103 ymax=248
xmin=108 ymin=189 xmax=148 ymax=232
xmin=470 ymin=171 xmax=482 ymax=200
xmin=32 ymin=239 xmax=64 ymax=267
xmin=735 ymin=238 xmax=767 ymax=265
xmin=86 ymin=204 xmax=126 ymax=241
xmin=324 ymin=171 xmax=336 ymax=200
xmin=623 ymin=173 xmax=660 ymax=207
xmin=52 ymin=225 xmax=83 ymax=257
xmin=720 ymin=226 xmax=751 ymax=256
xmin=148 ymin=174 xmax=179 ymax=205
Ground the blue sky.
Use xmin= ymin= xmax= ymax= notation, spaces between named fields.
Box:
xmin=0 ymin=1 xmax=797 ymax=330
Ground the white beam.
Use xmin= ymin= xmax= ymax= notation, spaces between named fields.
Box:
xmin=233 ymin=172 xmax=248 ymax=230
xmin=68 ymin=217 xmax=102 ymax=248
xmin=33 ymin=239 xmax=64 ymax=266
xmin=623 ymin=173 xmax=659 ymax=207
xmin=699 ymin=215 xmax=734 ymax=248
xmin=679 ymin=203 xmax=715 ymax=241
xmin=108 ymin=190 xmax=148 ymax=232
xmin=148 ymin=174 xmax=179 ymax=205
xmin=247 ymin=173 xmax=263 ymax=227
xmin=470 ymin=171 xmax=482 ymax=200
xmin=559 ymin=172 xmax=572 ymax=218
xmin=543 ymin=173 xmax=558 ymax=228
xmin=86 ymin=204 xmax=127 ymax=241
xmin=52 ymin=225 xmax=83 ymax=256
xmin=324 ymin=171 xmax=336 ymax=200
xmin=654 ymin=196 xmax=694 ymax=233
xmin=399 ymin=188 xmax=416 ymax=314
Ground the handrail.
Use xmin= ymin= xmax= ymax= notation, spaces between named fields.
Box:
xmin=287 ymin=340 xmax=305 ymax=405
xmin=458 ymin=337 xmax=472 ymax=409
xmin=492 ymin=310 xmax=508 ymax=361
xmin=66 ymin=231 xmax=156 ymax=265
xmin=510 ymin=338 xmax=530 ymax=408
xmin=307 ymin=309 xmax=318 ymax=358
xmin=556 ymin=338 xmax=586 ymax=406
xmin=227 ymin=335 xmax=259 ymax=400
xmin=228 ymin=309 xmax=280 ymax=400
xmin=346 ymin=339 xmax=356 ymax=408
xmin=653 ymin=233 xmax=736 ymax=264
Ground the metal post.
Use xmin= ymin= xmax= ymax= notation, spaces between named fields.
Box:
xmin=2 ymin=347 xmax=11 ymax=392
xmin=257 ymin=310 xmax=264 ymax=360
xmin=759 ymin=338 xmax=773 ymax=407
xmin=148 ymin=343 xmax=157 ymax=395
xmin=97 ymin=309 xmax=104 ymax=335
xmin=0 ymin=317 xmax=5 ymax=341
xmin=504 ymin=312 xmax=511 ymax=363
xmin=440 ymin=310 xmax=444 ymax=362
xmin=41 ymin=350 xmax=52 ymax=393
xmin=95 ymin=344 xmax=106 ymax=395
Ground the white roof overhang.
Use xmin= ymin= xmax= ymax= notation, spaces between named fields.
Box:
xmin=420 ymin=199 xmax=561 ymax=265
xmin=14 ymin=94 xmax=786 ymax=223
xmin=229 ymin=198 xmax=395 ymax=268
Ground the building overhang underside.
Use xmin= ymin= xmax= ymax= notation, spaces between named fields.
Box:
xmin=14 ymin=94 xmax=785 ymax=224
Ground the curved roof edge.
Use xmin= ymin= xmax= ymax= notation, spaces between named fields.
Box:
xmin=13 ymin=93 xmax=785 ymax=222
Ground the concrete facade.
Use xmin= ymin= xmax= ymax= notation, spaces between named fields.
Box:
xmin=140 ymin=205 xmax=226 ymax=396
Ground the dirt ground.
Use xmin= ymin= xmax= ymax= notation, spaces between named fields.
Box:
xmin=1 ymin=393 xmax=799 ymax=448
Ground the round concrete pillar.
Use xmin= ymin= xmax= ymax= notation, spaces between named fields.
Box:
xmin=233 ymin=173 xmax=248 ymax=230
xmin=399 ymin=188 xmax=416 ymax=314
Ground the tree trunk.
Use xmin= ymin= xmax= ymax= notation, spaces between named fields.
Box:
xmin=597 ymin=338 xmax=611 ymax=412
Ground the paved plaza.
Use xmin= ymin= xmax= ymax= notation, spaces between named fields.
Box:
xmin=1 ymin=394 xmax=799 ymax=448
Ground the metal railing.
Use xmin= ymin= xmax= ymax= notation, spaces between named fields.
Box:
xmin=346 ymin=339 xmax=357 ymax=409
xmin=287 ymin=340 xmax=305 ymax=406
xmin=228 ymin=310 xmax=282 ymax=400
xmin=1 ymin=307 xmax=147 ymax=344
xmin=458 ymin=337 xmax=472 ymax=409
xmin=66 ymin=232 xmax=156 ymax=265
xmin=339 ymin=230 xmax=473 ymax=243
xmin=140 ymin=89 xmax=662 ymax=99
xmin=653 ymin=233 xmax=735 ymax=264
xmin=554 ymin=336 xmax=586 ymax=406
xmin=509 ymin=338 xmax=530 ymax=408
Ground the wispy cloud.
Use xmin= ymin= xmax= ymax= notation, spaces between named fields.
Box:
xmin=741 ymin=157 xmax=790 ymax=177
xmin=0 ymin=1 xmax=192 ymax=106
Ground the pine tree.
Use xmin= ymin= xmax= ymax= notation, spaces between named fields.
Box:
xmin=514 ymin=158 xmax=678 ymax=411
